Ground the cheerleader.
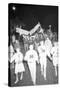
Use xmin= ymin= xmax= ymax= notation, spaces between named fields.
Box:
xmin=10 ymin=48 xmax=25 ymax=84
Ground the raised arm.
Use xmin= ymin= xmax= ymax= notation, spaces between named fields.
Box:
xmin=10 ymin=54 xmax=16 ymax=63
xmin=30 ymin=22 xmax=40 ymax=35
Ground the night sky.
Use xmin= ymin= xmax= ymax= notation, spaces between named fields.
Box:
xmin=9 ymin=3 xmax=58 ymax=32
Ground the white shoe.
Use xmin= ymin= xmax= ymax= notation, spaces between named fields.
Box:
xmin=33 ymin=82 xmax=36 ymax=85
xmin=20 ymin=75 xmax=23 ymax=80
xmin=14 ymin=79 xmax=19 ymax=84
xmin=44 ymin=77 xmax=46 ymax=80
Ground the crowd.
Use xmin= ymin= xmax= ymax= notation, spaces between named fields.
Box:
xmin=9 ymin=23 xmax=58 ymax=85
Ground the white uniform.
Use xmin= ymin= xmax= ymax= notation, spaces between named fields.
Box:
xmin=24 ymin=47 xmax=38 ymax=85
xmin=11 ymin=51 xmax=25 ymax=74
xmin=37 ymin=43 xmax=47 ymax=80
xmin=51 ymin=42 xmax=58 ymax=76
xmin=45 ymin=38 xmax=52 ymax=58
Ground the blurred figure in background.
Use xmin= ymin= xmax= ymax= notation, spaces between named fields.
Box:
xmin=9 ymin=44 xmax=14 ymax=58
xmin=9 ymin=44 xmax=15 ymax=69
xmin=37 ymin=40 xmax=47 ymax=80
xmin=50 ymin=41 xmax=58 ymax=76
xmin=12 ymin=35 xmax=16 ymax=43
xmin=45 ymin=37 xmax=52 ymax=59
xmin=12 ymin=34 xmax=21 ymax=51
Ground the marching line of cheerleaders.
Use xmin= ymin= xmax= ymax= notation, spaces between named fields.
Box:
xmin=9 ymin=24 xmax=58 ymax=85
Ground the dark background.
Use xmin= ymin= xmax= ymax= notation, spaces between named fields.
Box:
xmin=9 ymin=3 xmax=58 ymax=33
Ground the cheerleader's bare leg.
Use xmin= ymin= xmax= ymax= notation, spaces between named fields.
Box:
xmin=55 ymin=65 xmax=57 ymax=76
xmin=41 ymin=64 xmax=44 ymax=76
xmin=20 ymin=72 xmax=23 ymax=80
xmin=14 ymin=73 xmax=19 ymax=84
